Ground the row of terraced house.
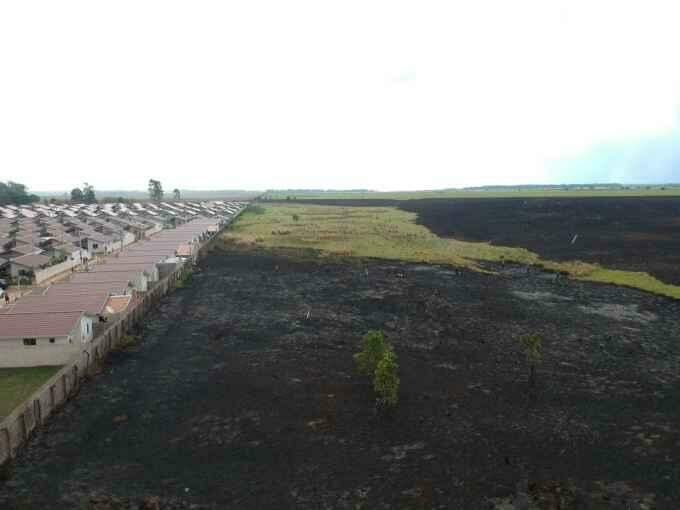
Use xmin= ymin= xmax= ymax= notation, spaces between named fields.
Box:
xmin=0 ymin=200 xmax=247 ymax=368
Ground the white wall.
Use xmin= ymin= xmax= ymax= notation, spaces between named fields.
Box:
xmin=122 ymin=232 xmax=135 ymax=247
xmin=34 ymin=258 xmax=80 ymax=284
xmin=0 ymin=337 xmax=80 ymax=368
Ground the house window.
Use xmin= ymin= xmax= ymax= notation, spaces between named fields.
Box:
xmin=93 ymin=243 xmax=99 ymax=249
xmin=23 ymin=338 xmax=37 ymax=346
xmin=49 ymin=338 xmax=56 ymax=344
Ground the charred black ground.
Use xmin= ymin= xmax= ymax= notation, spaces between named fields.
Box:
xmin=2 ymin=246 xmax=680 ymax=509
xmin=290 ymin=197 xmax=680 ymax=286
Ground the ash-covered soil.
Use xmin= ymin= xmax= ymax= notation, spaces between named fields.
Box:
xmin=2 ymin=248 xmax=680 ymax=509
xmin=289 ymin=197 xmax=680 ymax=285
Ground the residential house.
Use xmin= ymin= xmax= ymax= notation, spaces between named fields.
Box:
xmin=9 ymin=253 xmax=51 ymax=280
xmin=0 ymin=311 xmax=93 ymax=367
xmin=69 ymin=270 xmax=149 ymax=292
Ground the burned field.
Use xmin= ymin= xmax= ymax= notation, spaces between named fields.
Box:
xmin=2 ymin=247 xmax=680 ymax=509
xmin=400 ymin=197 xmax=680 ymax=286
xmin=292 ymin=196 xmax=680 ymax=286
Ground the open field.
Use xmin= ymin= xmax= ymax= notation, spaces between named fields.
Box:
xmin=2 ymin=248 xmax=680 ymax=508
xmin=225 ymin=203 xmax=680 ymax=299
xmin=265 ymin=187 xmax=680 ymax=200
xmin=0 ymin=367 xmax=61 ymax=419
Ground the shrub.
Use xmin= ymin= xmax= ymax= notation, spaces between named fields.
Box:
xmin=354 ymin=330 xmax=387 ymax=375
xmin=374 ymin=347 xmax=400 ymax=407
xmin=520 ymin=334 xmax=542 ymax=388
xmin=176 ymin=269 xmax=193 ymax=288
xmin=292 ymin=214 xmax=300 ymax=222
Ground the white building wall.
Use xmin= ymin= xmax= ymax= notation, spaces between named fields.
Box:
xmin=0 ymin=337 xmax=80 ymax=368
xmin=0 ymin=317 xmax=92 ymax=368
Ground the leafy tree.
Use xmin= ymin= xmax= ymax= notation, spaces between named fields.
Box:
xmin=374 ymin=347 xmax=400 ymax=407
xmin=70 ymin=187 xmax=84 ymax=202
xmin=292 ymin=214 xmax=299 ymax=222
xmin=0 ymin=181 xmax=39 ymax=206
xmin=354 ymin=330 xmax=388 ymax=375
xmin=173 ymin=188 xmax=181 ymax=200
xmin=82 ymin=182 xmax=96 ymax=203
xmin=520 ymin=334 xmax=542 ymax=388
xmin=148 ymin=179 xmax=164 ymax=201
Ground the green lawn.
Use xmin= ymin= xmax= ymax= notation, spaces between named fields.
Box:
xmin=225 ymin=203 xmax=680 ymax=300
xmin=0 ymin=366 xmax=62 ymax=419
xmin=264 ymin=188 xmax=680 ymax=200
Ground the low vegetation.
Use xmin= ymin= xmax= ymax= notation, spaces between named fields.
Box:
xmin=354 ymin=330 xmax=388 ymax=376
xmin=114 ymin=334 xmax=140 ymax=351
xmin=355 ymin=330 xmax=400 ymax=408
xmin=176 ymin=268 xmax=194 ymax=288
xmin=373 ymin=347 xmax=400 ymax=408
xmin=225 ymin=203 xmax=680 ymax=299
xmin=0 ymin=366 xmax=62 ymax=419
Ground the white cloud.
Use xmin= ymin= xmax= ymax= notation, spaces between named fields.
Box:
xmin=1 ymin=0 xmax=679 ymax=191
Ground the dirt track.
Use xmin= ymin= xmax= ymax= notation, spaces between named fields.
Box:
xmin=2 ymin=246 xmax=680 ymax=508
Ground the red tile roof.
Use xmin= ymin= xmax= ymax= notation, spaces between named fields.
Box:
xmin=70 ymin=271 xmax=140 ymax=284
xmin=2 ymin=291 xmax=109 ymax=316
xmin=11 ymin=253 xmax=51 ymax=268
xmin=0 ymin=311 xmax=84 ymax=339
xmin=46 ymin=282 xmax=131 ymax=295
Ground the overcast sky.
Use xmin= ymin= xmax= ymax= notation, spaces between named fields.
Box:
xmin=2 ymin=1 xmax=679 ymax=192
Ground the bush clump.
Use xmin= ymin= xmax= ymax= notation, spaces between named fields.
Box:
xmin=374 ymin=346 xmax=400 ymax=407
xmin=355 ymin=330 xmax=400 ymax=408
xmin=354 ymin=330 xmax=388 ymax=375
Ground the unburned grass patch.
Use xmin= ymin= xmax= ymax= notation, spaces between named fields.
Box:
xmin=226 ymin=203 xmax=680 ymax=300
xmin=0 ymin=366 xmax=62 ymax=419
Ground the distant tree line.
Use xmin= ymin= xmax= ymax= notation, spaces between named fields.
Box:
xmin=0 ymin=181 xmax=39 ymax=206
xmin=70 ymin=182 xmax=97 ymax=203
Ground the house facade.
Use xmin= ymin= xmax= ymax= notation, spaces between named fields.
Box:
xmin=0 ymin=311 xmax=94 ymax=367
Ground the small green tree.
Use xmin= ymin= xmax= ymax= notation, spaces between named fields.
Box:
xmin=520 ymin=334 xmax=542 ymax=388
xmin=374 ymin=347 xmax=400 ymax=407
xmin=354 ymin=330 xmax=387 ymax=375
xmin=292 ymin=214 xmax=299 ymax=222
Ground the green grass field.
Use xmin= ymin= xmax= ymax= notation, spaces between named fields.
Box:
xmin=225 ymin=203 xmax=680 ymax=300
xmin=0 ymin=366 xmax=62 ymax=419
xmin=265 ymin=187 xmax=680 ymax=200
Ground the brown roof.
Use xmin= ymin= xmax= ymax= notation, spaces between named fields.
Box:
xmin=92 ymin=263 xmax=155 ymax=273
xmin=2 ymin=291 xmax=109 ymax=316
xmin=0 ymin=311 xmax=84 ymax=339
xmin=11 ymin=253 xmax=51 ymax=268
xmin=70 ymin=271 xmax=139 ymax=284
xmin=12 ymin=244 xmax=41 ymax=255
xmin=46 ymin=282 xmax=131 ymax=296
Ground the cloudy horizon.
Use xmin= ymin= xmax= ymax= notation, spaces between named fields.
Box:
xmin=2 ymin=1 xmax=679 ymax=192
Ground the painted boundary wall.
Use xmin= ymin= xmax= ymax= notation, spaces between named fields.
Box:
xmin=0 ymin=207 xmax=247 ymax=468
xmin=33 ymin=258 xmax=81 ymax=285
